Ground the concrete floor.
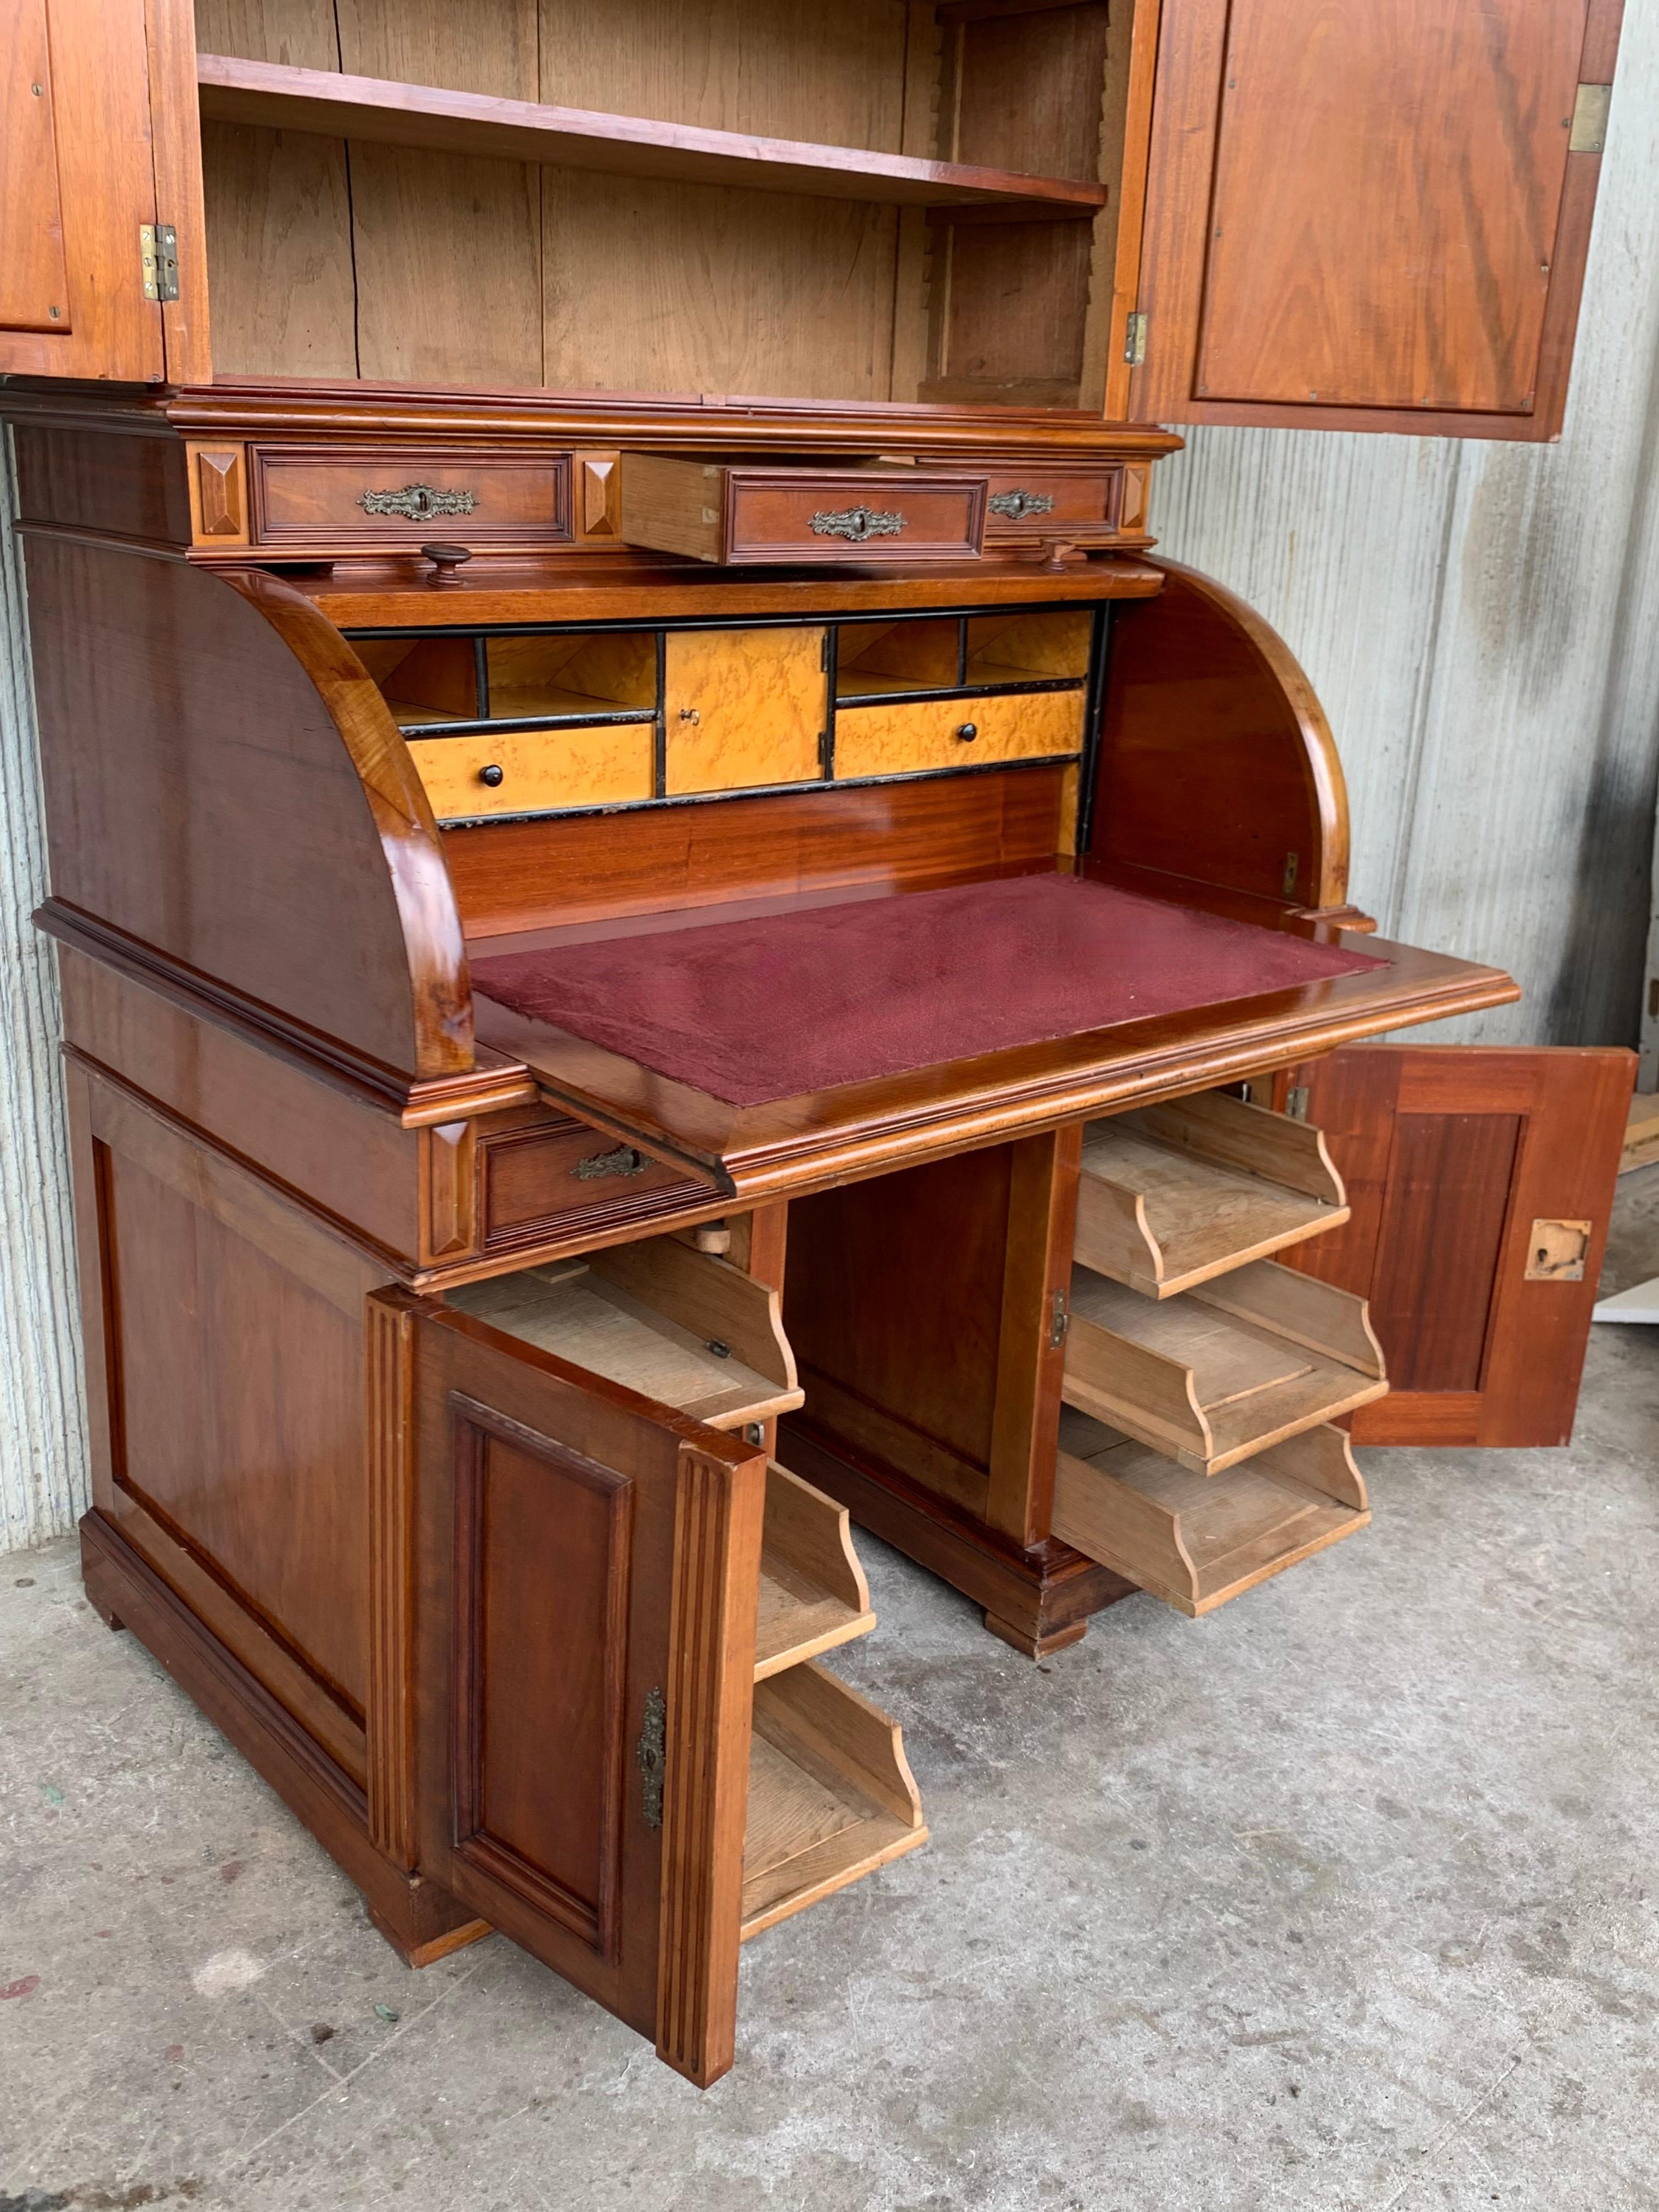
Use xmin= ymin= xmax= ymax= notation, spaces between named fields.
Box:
xmin=4 ymin=1191 xmax=1659 ymax=2212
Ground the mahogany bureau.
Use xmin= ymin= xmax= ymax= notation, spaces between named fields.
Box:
xmin=2 ymin=0 xmax=1633 ymax=2085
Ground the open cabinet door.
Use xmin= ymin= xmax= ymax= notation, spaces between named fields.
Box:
xmin=1128 ymin=0 xmax=1622 ymax=440
xmin=403 ymin=1296 xmax=766 ymax=2088
xmin=0 ymin=0 xmax=205 ymax=383
xmin=1278 ymin=1045 xmax=1634 ymax=1446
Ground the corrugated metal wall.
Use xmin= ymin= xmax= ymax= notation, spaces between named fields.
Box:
xmin=3 ymin=4 xmax=1657 ymax=1548
xmin=0 ymin=444 xmax=88 ymax=1551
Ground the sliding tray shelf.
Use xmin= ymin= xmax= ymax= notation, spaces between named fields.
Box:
xmin=1062 ymin=1259 xmax=1387 ymax=1477
xmin=756 ymin=1461 xmax=877 ymax=1681
xmin=742 ymin=1660 xmax=927 ymax=1940
xmin=1076 ymin=1091 xmax=1349 ymax=1299
xmin=1052 ymin=1410 xmax=1370 ymax=1617
xmin=448 ymin=1233 xmax=802 ymax=1432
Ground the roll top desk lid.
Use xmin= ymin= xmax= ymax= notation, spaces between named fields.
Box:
xmin=468 ymin=870 xmax=1519 ymax=1201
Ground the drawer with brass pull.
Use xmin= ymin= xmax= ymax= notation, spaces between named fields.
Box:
xmin=246 ymin=445 xmax=574 ymax=552
xmin=619 ymin=455 xmax=988 ymax=565
xmin=981 ymin=465 xmax=1122 ymax=544
xmin=832 ymin=687 xmax=1085 ymax=781
xmin=476 ymin=1112 xmax=714 ymax=1258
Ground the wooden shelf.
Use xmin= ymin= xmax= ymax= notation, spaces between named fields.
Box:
xmin=449 ymin=1235 xmax=802 ymax=1432
xmin=1063 ymin=1257 xmax=1386 ymax=1476
xmin=741 ymin=1661 xmax=927 ymax=1941
xmin=756 ymin=1463 xmax=876 ymax=1681
xmin=1076 ymin=1091 xmax=1350 ymax=1299
xmin=1052 ymin=1409 xmax=1370 ymax=1617
xmin=197 ymin=55 xmax=1108 ymax=216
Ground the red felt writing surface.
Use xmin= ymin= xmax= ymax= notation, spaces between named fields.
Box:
xmin=472 ymin=875 xmax=1385 ymax=1107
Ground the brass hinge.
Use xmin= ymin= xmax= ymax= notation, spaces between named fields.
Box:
xmin=1123 ymin=312 xmax=1148 ymax=368
xmin=139 ymin=223 xmax=178 ymax=303
xmin=1048 ymin=1291 xmax=1069 ymax=1348
xmin=1570 ymin=83 xmax=1611 ymax=154
xmin=1285 ymin=1085 xmax=1310 ymax=1121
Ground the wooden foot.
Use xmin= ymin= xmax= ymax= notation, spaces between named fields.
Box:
xmin=86 ymin=1589 xmax=126 ymax=1632
xmin=369 ymin=1897 xmax=493 ymax=1968
xmin=983 ymin=1611 xmax=1090 ymax=1660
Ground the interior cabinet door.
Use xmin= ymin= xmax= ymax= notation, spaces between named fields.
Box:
xmin=0 ymin=0 xmax=191 ymax=382
xmin=405 ymin=1297 xmax=766 ymax=2087
xmin=1278 ymin=1045 xmax=1633 ymax=1445
xmin=1129 ymin=0 xmax=1622 ymax=440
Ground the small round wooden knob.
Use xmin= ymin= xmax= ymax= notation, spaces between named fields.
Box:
xmin=478 ymin=763 xmax=504 ymax=788
xmin=956 ymin=721 xmax=979 ymax=742
xmin=421 ymin=541 xmax=473 ymax=585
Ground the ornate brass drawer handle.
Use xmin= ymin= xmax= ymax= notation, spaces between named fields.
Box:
xmin=358 ymin=483 xmax=478 ymax=521
xmin=572 ymin=1144 xmax=646 ymax=1181
xmin=810 ymin=505 xmax=906 ymax=543
xmin=989 ymin=489 xmax=1056 ymax=521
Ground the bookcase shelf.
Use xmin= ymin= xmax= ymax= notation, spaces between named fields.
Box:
xmin=197 ymin=54 xmax=1108 ymax=217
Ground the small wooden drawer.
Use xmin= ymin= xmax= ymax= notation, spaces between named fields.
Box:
xmin=982 ymin=465 xmax=1121 ymax=541
xmin=1063 ymin=1258 xmax=1386 ymax=1476
xmin=1053 ymin=1410 xmax=1369 ymax=1617
xmin=1076 ymin=1091 xmax=1349 ymax=1299
xmin=619 ymin=455 xmax=988 ymax=565
xmin=477 ymin=1115 xmax=711 ymax=1257
xmin=407 ymin=725 xmax=654 ymax=823
xmin=449 ymin=1232 xmax=803 ymax=1434
xmin=834 ymin=687 xmax=1083 ymax=780
xmin=249 ymin=445 xmax=573 ymax=552
xmin=743 ymin=1659 xmax=927 ymax=1939
xmin=757 ymin=1462 xmax=877 ymax=1682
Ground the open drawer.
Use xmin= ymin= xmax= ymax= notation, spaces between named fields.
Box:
xmin=618 ymin=456 xmax=988 ymax=563
xmin=1052 ymin=1408 xmax=1369 ymax=1617
xmin=1075 ymin=1091 xmax=1349 ymax=1298
xmin=448 ymin=1232 xmax=802 ymax=1431
xmin=1062 ymin=1258 xmax=1387 ymax=1475
xmin=393 ymin=1255 xmax=922 ymax=2093
xmin=743 ymin=1660 xmax=926 ymax=1939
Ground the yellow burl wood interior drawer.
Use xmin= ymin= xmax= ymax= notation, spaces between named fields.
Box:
xmin=834 ymin=687 xmax=1084 ymax=780
xmin=407 ymin=726 xmax=654 ymax=821
xmin=1063 ymin=1258 xmax=1387 ymax=1477
xmin=1076 ymin=1091 xmax=1350 ymax=1298
xmin=1053 ymin=1409 xmax=1370 ymax=1617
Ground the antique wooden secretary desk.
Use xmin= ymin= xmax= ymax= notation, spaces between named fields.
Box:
xmin=2 ymin=0 xmax=1635 ymax=2086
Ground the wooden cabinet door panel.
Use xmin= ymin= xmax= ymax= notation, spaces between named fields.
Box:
xmin=0 ymin=0 xmax=171 ymax=381
xmin=1281 ymin=1045 xmax=1633 ymax=1444
xmin=1131 ymin=0 xmax=1622 ymax=440
xmin=404 ymin=1296 xmax=765 ymax=2087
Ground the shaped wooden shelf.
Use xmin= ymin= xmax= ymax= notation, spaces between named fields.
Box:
xmin=448 ymin=1234 xmax=802 ymax=1432
xmin=1052 ymin=1409 xmax=1370 ymax=1617
xmin=742 ymin=1660 xmax=927 ymax=1940
xmin=756 ymin=1462 xmax=877 ymax=1682
xmin=197 ymin=54 xmax=1108 ymax=216
xmin=1062 ymin=1258 xmax=1386 ymax=1476
xmin=1075 ymin=1091 xmax=1349 ymax=1299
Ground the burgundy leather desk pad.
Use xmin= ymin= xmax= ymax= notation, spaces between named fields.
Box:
xmin=471 ymin=873 xmax=1386 ymax=1109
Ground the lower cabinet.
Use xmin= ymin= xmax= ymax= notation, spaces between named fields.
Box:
xmin=400 ymin=1229 xmax=924 ymax=2088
